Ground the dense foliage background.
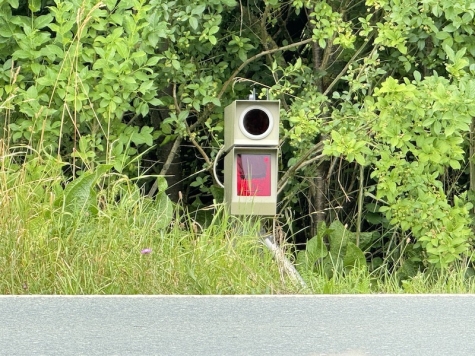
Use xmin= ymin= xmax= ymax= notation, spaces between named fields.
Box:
xmin=2 ymin=0 xmax=475 ymax=281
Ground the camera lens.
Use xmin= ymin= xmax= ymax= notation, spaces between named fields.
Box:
xmin=242 ymin=109 xmax=270 ymax=136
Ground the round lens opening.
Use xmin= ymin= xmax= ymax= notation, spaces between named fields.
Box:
xmin=242 ymin=109 xmax=270 ymax=136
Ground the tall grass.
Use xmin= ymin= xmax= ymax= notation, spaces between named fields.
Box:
xmin=0 ymin=144 xmax=303 ymax=294
xmin=2 ymin=141 xmax=475 ymax=294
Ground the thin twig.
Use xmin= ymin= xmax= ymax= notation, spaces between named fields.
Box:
xmin=300 ymin=154 xmax=325 ymax=171
xmin=322 ymin=33 xmax=374 ymax=97
xmin=185 ymin=123 xmax=214 ymax=180
xmin=356 ymin=163 xmax=364 ymax=247
xmin=277 ymin=141 xmax=324 ymax=194
xmin=172 ymin=82 xmax=181 ymax=114
xmin=147 ymin=136 xmax=183 ymax=197
xmin=218 ymin=38 xmax=314 ymax=100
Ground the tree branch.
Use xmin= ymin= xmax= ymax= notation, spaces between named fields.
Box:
xmin=148 ymin=135 xmax=183 ymax=197
xmin=277 ymin=141 xmax=324 ymax=195
xmin=217 ymin=38 xmax=314 ymax=100
xmin=185 ymin=123 xmax=214 ymax=181
xmin=322 ymin=33 xmax=374 ymax=97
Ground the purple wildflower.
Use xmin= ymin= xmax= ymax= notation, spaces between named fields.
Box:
xmin=140 ymin=248 xmax=152 ymax=255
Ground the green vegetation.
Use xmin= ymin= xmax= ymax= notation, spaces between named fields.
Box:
xmin=2 ymin=0 xmax=475 ymax=293
xmin=1 ymin=143 xmax=475 ymax=294
xmin=0 ymin=145 xmax=298 ymax=294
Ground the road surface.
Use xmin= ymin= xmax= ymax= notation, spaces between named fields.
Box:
xmin=1 ymin=295 xmax=474 ymax=355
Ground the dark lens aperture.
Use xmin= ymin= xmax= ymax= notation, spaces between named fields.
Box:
xmin=242 ymin=109 xmax=270 ymax=136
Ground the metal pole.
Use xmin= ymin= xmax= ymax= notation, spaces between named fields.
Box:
xmin=261 ymin=234 xmax=308 ymax=290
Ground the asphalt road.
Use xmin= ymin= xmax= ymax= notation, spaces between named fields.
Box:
xmin=1 ymin=295 xmax=474 ymax=356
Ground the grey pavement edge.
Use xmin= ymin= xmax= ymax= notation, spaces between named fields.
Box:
xmin=1 ymin=295 xmax=473 ymax=356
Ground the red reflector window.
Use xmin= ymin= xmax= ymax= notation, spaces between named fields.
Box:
xmin=236 ymin=154 xmax=271 ymax=196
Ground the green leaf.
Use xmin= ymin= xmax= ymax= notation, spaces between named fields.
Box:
xmin=449 ymin=160 xmax=461 ymax=170
xmin=26 ymin=85 xmax=38 ymax=99
xmin=202 ymin=96 xmax=220 ymax=106
xmin=221 ymin=0 xmax=237 ymax=6
xmin=443 ymin=24 xmax=457 ymax=33
xmin=343 ymin=242 xmax=366 ymax=270
xmin=294 ymin=57 xmax=302 ymax=70
xmin=146 ymin=56 xmax=161 ymax=66
xmin=209 ymin=25 xmax=219 ymax=35
xmin=42 ymin=44 xmax=64 ymax=60
xmin=0 ymin=24 xmax=15 ymax=37
xmin=131 ymin=127 xmax=154 ymax=146
xmin=238 ymin=48 xmax=247 ymax=62
xmin=444 ymin=44 xmax=455 ymax=61
xmin=436 ymin=31 xmax=450 ymax=40
xmin=154 ymin=192 xmax=174 ymax=229
xmin=29 ymin=0 xmax=41 ymax=12
xmin=296 ymin=251 xmax=310 ymax=270
xmin=116 ymin=40 xmax=129 ymax=59
xmin=148 ymin=97 xmax=164 ymax=106
xmin=30 ymin=63 xmax=42 ymax=75
xmin=103 ymin=0 xmax=117 ymax=11
xmin=413 ymin=70 xmax=421 ymax=82
xmin=189 ymin=16 xmax=198 ymax=30
xmin=178 ymin=110 xmax=189 ymax=122
xmin=209 ymin=35 xmax=217 ymax=45
xmin=355 ymin=153 xmax=366 ymax=166
xmin=305 ymin=232 xmax=328 ymax=263
xmin=139 ymin=81 xmax=154 ymax=93
xmin=328 ymin=220 xmax=349 ymax=258
xmin=113 ymin=159 xmax=124 ymax=173
xmin=13 ymin=50 xmax=32 ymax=59
xmin=34 ymin=14 xmax=53 ymax=29
xmin=154 ymin=176 xmax=168 ymax=192
xmin=36 ymin=76 xmax=54 ymax=86
xmin=161 ymin=123 xmax=172 ymax=134
xmin=397 ymin=43 xmax=407 ymax=54
xmin=358 ymin=231 xmax=378 ymax=251
xmin=172 ymin=60 xmax=180 ymax=70
xmin=131 ymin=50 xmax=146 ymax=59
xmin=63 ymin=165 xmax=112 ymax=214
xmin=191 ymin=4 xmax=206 ymax=15
xmin=8 ymin=0 xmax=19 ymax=8
xmin=318 ymin=38 xmax=326 ymax=49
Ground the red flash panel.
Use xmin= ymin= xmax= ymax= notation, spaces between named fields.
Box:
xmin=236 ymin=154 xmax=271 ymax=196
